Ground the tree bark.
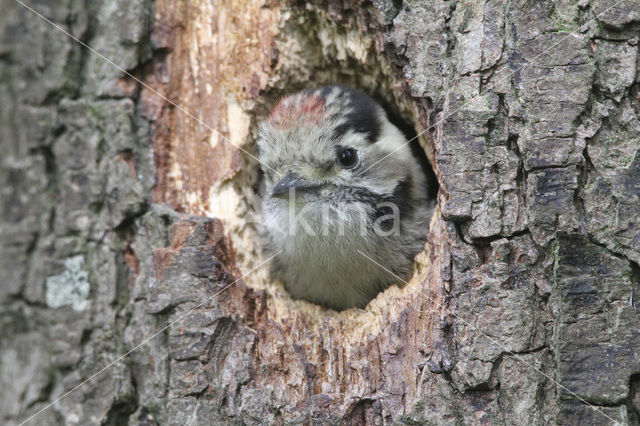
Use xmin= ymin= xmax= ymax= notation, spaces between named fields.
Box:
xmin=1 ymin=0 xmax=639 ymax=425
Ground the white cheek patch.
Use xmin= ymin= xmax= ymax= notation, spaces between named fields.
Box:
xmin=340 ymin=130 xmax=371 ymax=150
xmin=375 ymin=119 xmax=413 ymax=163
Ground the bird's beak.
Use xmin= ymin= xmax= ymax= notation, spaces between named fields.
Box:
xmin=271 ymin=172 xmax=318 ymax=197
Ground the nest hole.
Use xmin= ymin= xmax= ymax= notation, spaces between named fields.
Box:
xmin=210 ymin=4 xmax=440 ymax=327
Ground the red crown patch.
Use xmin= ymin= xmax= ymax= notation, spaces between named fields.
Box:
xmin=268 ymin=93 xmax=326 ymax=129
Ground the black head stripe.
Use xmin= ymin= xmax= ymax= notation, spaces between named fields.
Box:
xmin=316 ymin=85 xmax=382 ymax=144
xmin=332 ymin=122 xmax=351 ymax=141
xmin=344 ymin=88 xmax=382 ymax=143
xmin=346 ymin=176 xmax=413 ymax=231
xmin=387 ymin=177 xmax=413 ymax=217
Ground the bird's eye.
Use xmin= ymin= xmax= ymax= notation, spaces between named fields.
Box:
xmin=337 ymin=148 xmax=358 ymax=169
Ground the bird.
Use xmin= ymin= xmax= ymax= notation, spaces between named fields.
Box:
xmin=257 ymin=85 xmax=434 ymax=311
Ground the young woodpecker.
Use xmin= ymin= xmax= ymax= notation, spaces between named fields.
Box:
xmin=258 ymin=85 xmax=434 ymax=311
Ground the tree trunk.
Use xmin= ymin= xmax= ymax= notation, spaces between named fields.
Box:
xmin=1 ymin=0 xmax=639 ymax=424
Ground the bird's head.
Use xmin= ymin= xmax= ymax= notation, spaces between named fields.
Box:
xmin=258 ymin=85 xmax=416 ymax=212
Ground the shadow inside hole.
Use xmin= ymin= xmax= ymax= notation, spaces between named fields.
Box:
xmin=380 ymin=100 xmax=439 ymax=201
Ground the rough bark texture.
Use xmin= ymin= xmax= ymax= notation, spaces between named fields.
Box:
xmin=1 ymin=0 xmax=640 ymax=425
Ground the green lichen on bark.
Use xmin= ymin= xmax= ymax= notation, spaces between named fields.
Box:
xmin=45 ymin=256 xmax=90 ymax=311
